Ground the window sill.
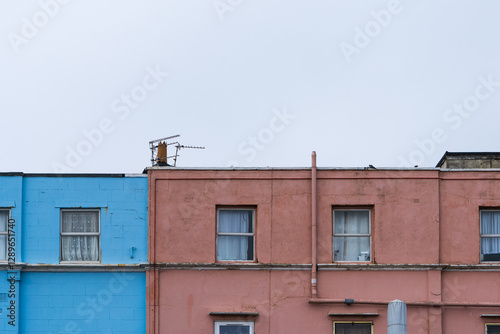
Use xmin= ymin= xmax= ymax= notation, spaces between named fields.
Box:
xmin=59 ymin=261 xmax=101 ymax=265
xmin=216 ymin=260 xmax=256 ymax=264
xmin=329 ymin=313 xmax=379 ymax=317
xmin=480 ymin=261 xmax=500 ymax=264
xmin=333 ymin=261 xmax=373 ymax=264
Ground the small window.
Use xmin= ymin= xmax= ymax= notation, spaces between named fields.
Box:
xmin=480 ymin=210 xmax=500 ymax=261
xmin=334 ymin=321 xmax=372 ymax=334
xmin=0 ymin=210 xmax=9 ymax=261
xmin=60 ymin=209 xmax=100 ymax=262
xmin=486 ymin=323 xmax=500 ymax=334
xmin=217 ymin=208 xmax=255 ymax=261
xmin=215 ymin=321 xmax=254 ymax=334
xmin=333 ymin=209 xmax=371 ymax=262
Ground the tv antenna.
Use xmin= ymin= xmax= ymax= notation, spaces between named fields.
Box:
xmin=149 ymin=135 xmax=205 ymax=167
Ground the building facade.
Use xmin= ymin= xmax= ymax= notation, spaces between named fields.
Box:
xmin=0 ymin=173 xmax=147 ymax=333
xmin=147 ymin=154 xmax=500 ymax=334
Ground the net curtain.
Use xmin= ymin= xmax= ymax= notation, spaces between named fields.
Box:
xmin=0 ymin=211 xmax=8 ymax=260
xmin=61 ymin=211 xmax=99 ymax=261
xmin=217 ymin=210 xmax=253 ymax=261
xmin=481 ymin=211 xmax=500 ymax=255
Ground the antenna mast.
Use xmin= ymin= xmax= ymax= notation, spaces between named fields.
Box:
xmin=149 ymin=135 xmax=205 ymax=167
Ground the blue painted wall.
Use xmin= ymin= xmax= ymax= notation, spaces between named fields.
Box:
xmin=0 ymin=271 xmax=20 ymax=333
xmin=0 ymin=174 xmax=23 ymax=263
xmin=0 ymin=173 xmax=148 ymax=333
xmin=22 ymin=175 xmax=147 ymax=264
xmin=20 ymin=272 xmax=145 ymax=334
xmin=0 ymin=175 xmax=23 ymax=333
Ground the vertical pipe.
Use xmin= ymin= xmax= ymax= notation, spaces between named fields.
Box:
xmin=146 ymin=170 xmax=157 ymax=334
xmin=311 ymin=151 xmax=318 ymax=298
xmin=388 ymin=299 xmax=407 ymax=334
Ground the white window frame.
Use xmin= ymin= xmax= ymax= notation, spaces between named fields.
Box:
xmin=333 ymin=321 xmax=373 ymax=334
xmin=0 ymin=209 xmax=10 ymax=262
xmin=216 ymin=207 xmax=255 ymax=262
xmin=333 ymin=208 xmax=372 ymax=262
xmin=60 ymin=208 xmax=101 ymax=263
xmin=486 ymin=323 xmax=500 ymax=334
xmin=480 ymin=209 xmax=500 ymax=262
xmin=215 ymin=321 xmax=254 ymax=334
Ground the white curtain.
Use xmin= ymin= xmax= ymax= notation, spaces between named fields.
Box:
xmin=481 ymin=211 xmax=500 ymax=257
xmin=334 ymin=211 xmax=370 ymax=261
xmin=217 ymin=210 xmax=253 ymax=261
xmin=0 ymin=211 xmax=7 ymax=260
xmin=61 ymin=211 xmax=99 ymax=261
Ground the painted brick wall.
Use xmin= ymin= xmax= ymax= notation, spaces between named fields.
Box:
xmin=20 ymin=272 xmax=145 ymax=334
xmin=0 ymin=174 xmax=148 ymax=333
xmin=0 ymin=175 xmax=23 ymax=263
xmin=22 ymin=176 xmax=147 ymax=264
xmin=0 ymin=176 xmax=23 ymax=332
xmin=0 ymin=271 xmax=20 ymax=333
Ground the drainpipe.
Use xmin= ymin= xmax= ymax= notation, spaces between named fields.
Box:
xmin=311 ymin=151 xmax=318 ymax=298
xmin=147 ymin=170 xmax=157 ymax=334
xmin=308 ymin=298 xmax=500 ymax=307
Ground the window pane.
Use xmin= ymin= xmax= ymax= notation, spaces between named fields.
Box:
xmin=481 ymin=211 xmax=500 ymax=234
xmin=61 ymin=235 xmax=99 ymax=261
xmin=219 ymin=325 xmax=250 ymax=334
xmin=0 ymin=211 xmax=8 ymax=232
xmin=217 ymin=236 xmax=253 ymax=261
xmin=62 ymin=211 xmax=99 ymax=233
xmin=0 ymin=235 xmax=6 ymax=260
xmin=219 ymin=210 xmax=253 ymax=233
xmin=481 ymin=237 xmax=500 ymax=261
xmin=334 ymin=211 xmax=369 ymax=234
xmin=335 ymin=323 xmax=371 ymax=334
xmin=488 ymin=325 xmax=500 ymax=334
xmin=334 ymin=237 xmax=370 ymax=261
xmin=486 ymin=325 xmax=500 ymax=334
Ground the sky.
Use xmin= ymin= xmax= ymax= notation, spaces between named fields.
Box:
xmin=1 ymin=0 xmax=500 ymax=173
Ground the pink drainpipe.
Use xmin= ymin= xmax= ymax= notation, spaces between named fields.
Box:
xmin=311 ymin=151 xmax=318 ymax=298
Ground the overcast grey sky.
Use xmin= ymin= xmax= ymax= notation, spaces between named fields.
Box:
xmin=1 ymin=0 xmax=500 ymax=173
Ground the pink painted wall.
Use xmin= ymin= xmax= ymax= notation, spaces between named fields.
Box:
xmin=440 ymin=172 xmax=500 ymax=264
xmin=147 ymin=168 xmax=500 ymax=333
